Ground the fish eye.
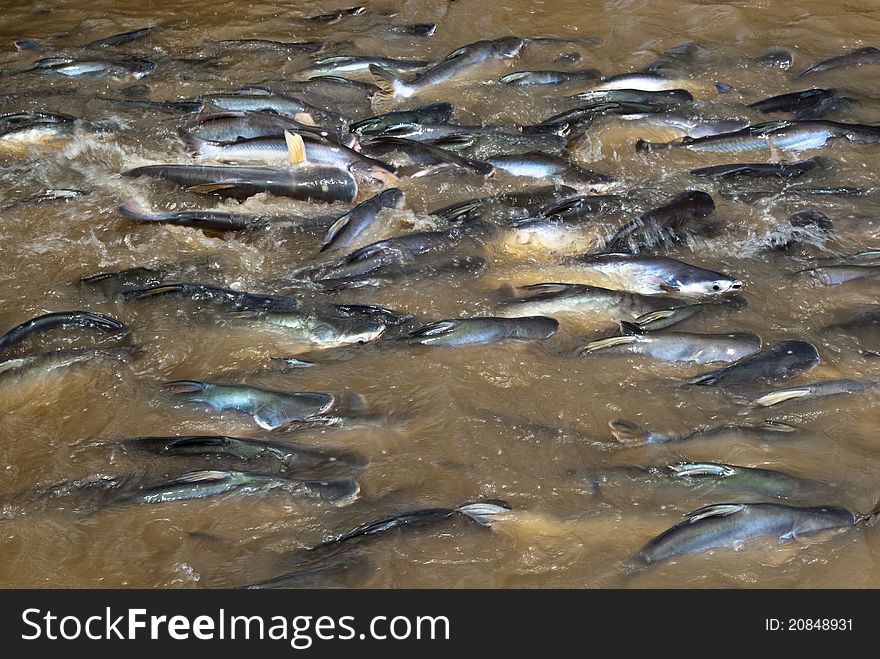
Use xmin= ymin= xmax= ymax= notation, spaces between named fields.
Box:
xmin=712 ymin=283 xmax=721 ymax=291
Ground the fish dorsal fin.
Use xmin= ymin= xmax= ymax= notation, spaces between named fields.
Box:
xmin=172 ymin=470 xmax=232 ymax=484
xmin=684 ymin=503 xmax=745 ymax=523
xmin=124 ymin=283 xmax=185 ymax=300
xmin=409 ymin=320 xmax=458 ymax=338
xmin=668 ymin=462 xmax=736 ymax=478
xmin=515 ymin=282 xmax=579 ymax=297
xmin=608 ymin=419 xmax=650 ymax=445
xmin=294 ymin=112 xmax=317 ymax=126
xmin=284 ymin=130 xmax=308 ymax=165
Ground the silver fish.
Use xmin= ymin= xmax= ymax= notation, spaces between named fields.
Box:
xmin=578 ymin=331 xmax=761 ymax=364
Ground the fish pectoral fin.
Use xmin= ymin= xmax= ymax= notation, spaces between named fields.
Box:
xmin=577 ymin=335 xmax=637 ymax=355
xmin=684 ymin=503 xmax=746 ymax=523
xmin=658 ymin=283 xmax=680 ymax=293
xmin=752 ymin=388 xmax=811 ymax=407
xmin=456 ymin=501 xmax=512 ymax=526
xmin=284 ymin=130 xmax=308 ymax=165
xmin=186 ymin=183 xmax=236 ymax=193
xmin=408 ymin=320 xmax=459 ymax=338
xmin=319 ymin=213 xmax=351 ymax=252
xmin=171 ymin=470 xmax=232 ymax=484
xmin=668 ymin=462 xmax=735 ymax=478
xmin=124 ymin=283 xmax=185 ymax=300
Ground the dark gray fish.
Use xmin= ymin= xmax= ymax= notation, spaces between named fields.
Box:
xmin=80 ymin=267 xmax=166 ymax=294
xmin=749 ymin=89 xmax=837 ymax=117
xmin=608 ymin=418 xmax=801 ymax=446
xmin=209 ymin=40 xmax=324 ymax=54
xmin=309 ymin=6 xmax=366 ymax=23
xmin=372 ymin=121 xmax=567 ymax=143
xmin=388 ymin=23 xmax=437 ymax=36
xmin=201 ymin=92 xmax=345 ymax=129
xmin=101 ymin=98 xmax=204 ymax=114
xmin=124 ymin=164 xmax=358 ymax=203
xmin=539 ymin=101 xmax=664 ymax=130
xmin=500 ymin=69 xmax=601 ymax=87
xmin=755 ymin=49 xmax=793 ymax=70
xmin=164 ymin=380 xmax=335 ymax=430
xmin=690 ymin=158 xmax=821 ymax=179
xmin=119 ymin=470 xmax=359 ymax=505
xmin=604 ymin=190 xmax=715 ymax=252
xmin=82 ymin=26 xmax=155 ymax=49
xmin=430 ymin=185 xmax=579 ymax=224
xmin=403 ymin=316 xmax=558 ymax=346
xmin=688 ymin=340 xmax=820 ymax=387
xmin=0 ymin=311 xmax=124 ymax=352
xmin=369 ymin=37 xmax=525 ymax=111
xmin=28 ymin=56 xmax=156 ymax=78
xmin=639 ymin=502 xmax=857 ymax=563
xmin=799 ymin=47 xmax=880 ymax=77
xmin=121 ymin=282 xmax=298 ymax=312
xmin=122 ymin=435 xmax=366 ymax=472
xmin=361 ymin=136 xmax=495 ymax=177
xmin=487 ymin=152 xmax=619 ymax=193
xmin=349 ymin=102 xmax=454 ymax=135
xmin=320 ymin=188 xmax=405 ymax=253
xmin=333 ymin=303 xmax=413 ymax=326
xmin=566 ymin=88 xmax=694 ymax=105
xmin=246 ymin=501 xmax=510 ymax=588
xmin=117 ymin=199 xmax=315 ymax=231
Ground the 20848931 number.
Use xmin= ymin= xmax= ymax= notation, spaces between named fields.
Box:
xmin=788 ymin=619 xmax=852 ymax=631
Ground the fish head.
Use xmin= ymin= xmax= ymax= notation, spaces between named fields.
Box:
xmin=675 ymin=276 xmax=743 ymax=297
xmin=495 ymin=37 xmax=526 ymax=58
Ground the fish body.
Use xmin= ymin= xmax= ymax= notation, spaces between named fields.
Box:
xmin=0 ymin=311 xmax=124 ymax=352
xmin=688 ymin=340 xmax=820 ymax=387
xmin=321 ymin=188 xmax=405 ymax=253
xmin=164 ymin=380 xmax=335 ymax=430
xmin=578 ymin=331 xmax=760 ymax=364
xmin=639 ymin=502 xmax=855 ymax=563
xmin=404 ymin=316 xmax=558 ymax=346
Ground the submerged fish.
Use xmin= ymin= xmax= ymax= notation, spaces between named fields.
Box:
xmin=201 ymin=92 xmax=345 ymax=128
xmin=799 ymin=47 xmax=880 ymax=77
xmin=0 ymin=112 xmax=77 ymax=152
xmin=120 ymin=470 xmax=359 ymax=505
xmin=164 ymin=380 xmax=335 ymax=430
xmin=608 ymin=418 xmax=802 ymax=446
xmin=578 ymin=331 xmax=760 ymax=364
xmin=500 ymin=69 xmax=600 ymax=86
xmin=690 ymin=158 xmax=822 ymax=179
xmin=28 ymin=56 xmax=156 ymax=78
xmin=117 ymin=199 xmax=316 ymax=231
xmin=638 ymin=502 xmax=859 ymax=563
xmin=497 ymin=283 xmax=685 ymax=325
xmin=247 ymin=501 xmax=510 ymax=588
xmin=0 ymin=311 xmax=124 ymax=352
xmin=0 ymin=348 xmax=129 ymax=389
xmin=430 ymin=185 xmax=579 ymax=224
xmin=688 ymin=340 xmax=820 ymax=387
xmin=403 ymin=316 xmax=558 ymax=346
xmin=123 ymin=435 xmax=366 ymax=471
xmin=742 ymin=379 xmax=875 ymax=407
xmin=797 ymin=265 xmax=880 ymax=286
xmin=369 ymin=37 xmax=525 ymax=111
xmin=571 ymin=254 xmax=742 ymax=297
xmin=122 ymin=282 xmax=298 ymax=312
xmin=603 ymin=190 xmax=716 ymax=252
xmin=749 ymin=89 xmax=839 ymax=118
xmin=299 ymin=55 xmax=430 ymax=81
xmin=486 ymin=152 xmax=619 ymax=193
xmin=234 ymin=312 xmax=386 ymax=349
xmin=209 ymin=39 xmax=324 ymax=54
xmin=82 ymin=26 xmax=156 ymax=49
xmin=124 ymin=165 xmax=358 ymax=203
xmin=620 ymin=298 xmax=747 ymax=333
xmin=361 ymin=136 xmax=495 ymax=177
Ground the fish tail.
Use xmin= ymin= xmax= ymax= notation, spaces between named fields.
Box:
xmin=858 ymin=499 xmax=880 ymax=525
xmin=117 ymin=199 xmax=154 ymax=221
xmin=177 ymin=127 xmax=214 ymax=161
xmin=576 ymin=335 xmax=637 ymax=355
xmin=608 ymin=419 xmax=652 ymax=445
xmin=369 ymin=64 xmax=404 ymax=113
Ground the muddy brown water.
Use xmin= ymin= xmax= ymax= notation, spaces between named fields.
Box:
xmin=2 ymin=0 xmax=880 ymax=588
